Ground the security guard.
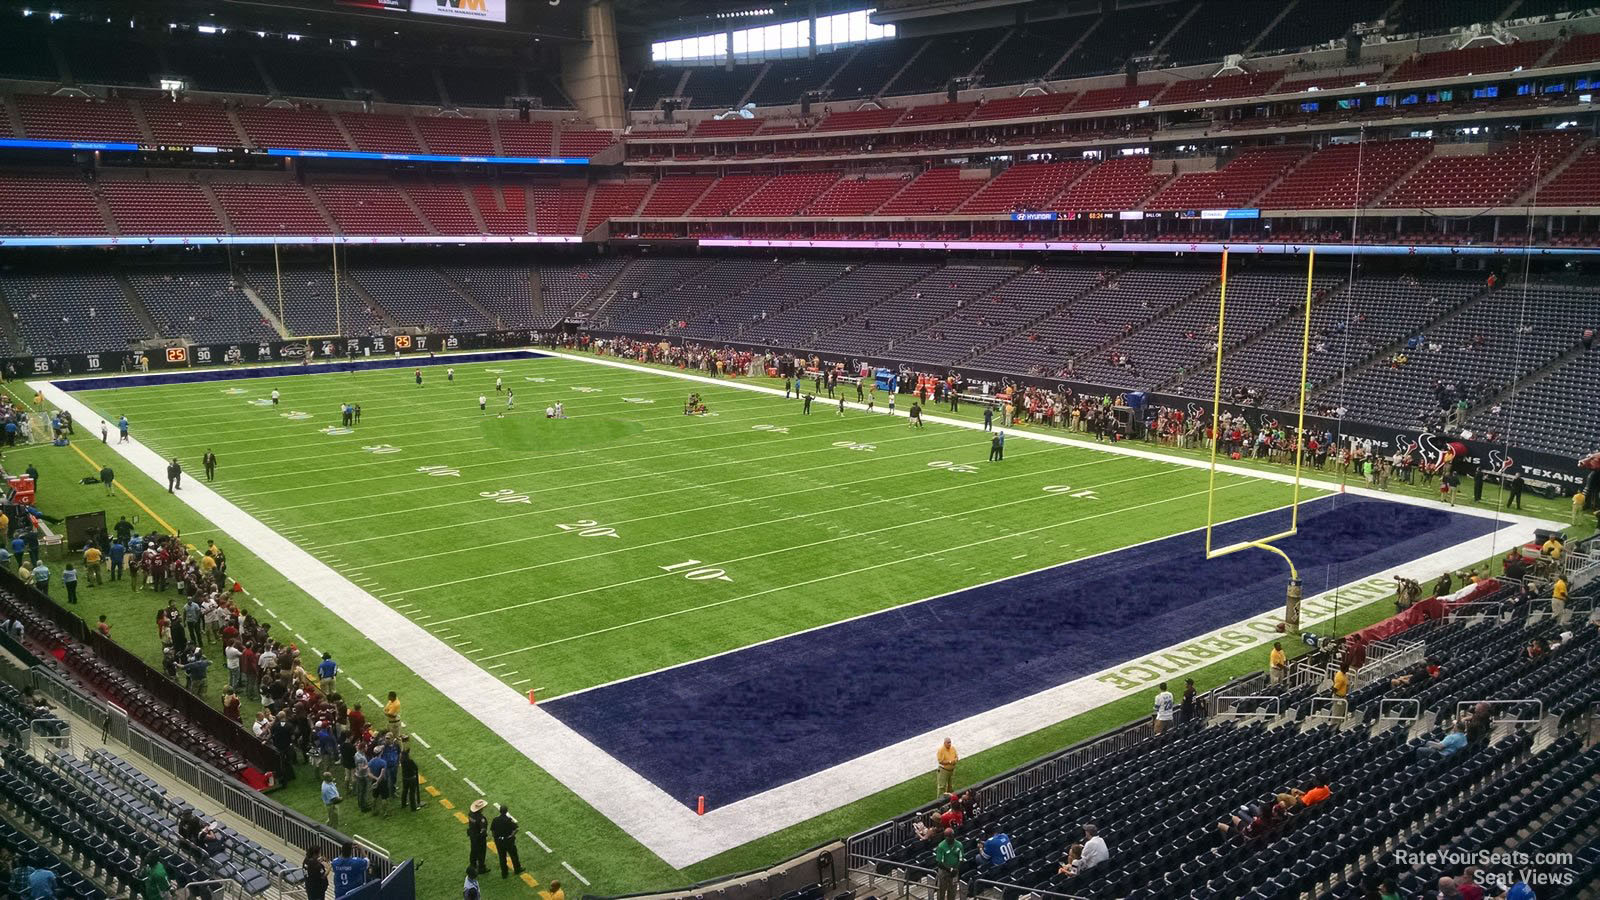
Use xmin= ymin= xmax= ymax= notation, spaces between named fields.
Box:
xmin=491 ymin=804 xmax=523 ymax=878
xmin=466 ymin=799 xmax=489 ymax=876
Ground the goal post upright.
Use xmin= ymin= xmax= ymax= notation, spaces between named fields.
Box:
xmin=1202 ymin=248 xmax=1318 ymax=631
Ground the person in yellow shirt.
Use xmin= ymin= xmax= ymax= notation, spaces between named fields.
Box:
xmin=1268 ymin=642 xmax=1287 ymax=684
xmin=83 ymin=544 xmax=103 ymax=586
xmin=384 ymin=691 xmax=402 ymax=737
xmin=1331 ymin=665 xmax=1349 ymax=718
xmin=1551 ymin=575 xmax=1568 ymax=617
xmin=935 ymin=737 xmax=958 ymax=797
xmin=0 ymin=510 xmax=8 ymax=537
xmin=540 ymin=880 xmax=565 ymax=900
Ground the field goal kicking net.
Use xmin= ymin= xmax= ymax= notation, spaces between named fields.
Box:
xmin=1202 ymin=248 xmax=1316 ymax=631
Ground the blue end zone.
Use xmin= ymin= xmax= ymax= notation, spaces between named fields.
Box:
xmin=544 ymin=495 xmax=1498 ymax=809
xmin=51 ymin=350 xmax=546 ymax=392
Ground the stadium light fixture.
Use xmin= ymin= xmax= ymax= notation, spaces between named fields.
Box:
xmin=20 ymin=8 xmax=31 ymax=16
xmin=49 ymin=10 xmax=63 ymax=20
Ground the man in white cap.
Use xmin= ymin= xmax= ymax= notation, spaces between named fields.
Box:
xmin=466 ymin=799 xmax=489 ymax=877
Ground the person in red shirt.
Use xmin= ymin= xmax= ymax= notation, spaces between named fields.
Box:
xmin=347 ymin=703 xmax=368 ymax=742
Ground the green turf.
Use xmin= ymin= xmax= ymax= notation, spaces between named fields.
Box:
xmin=70 ymin=357 xmax=1313 ymax=701
xmin=9 ymin=352 xmax=1583 ymax=896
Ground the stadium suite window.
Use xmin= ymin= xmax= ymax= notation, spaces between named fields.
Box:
xmin=652 ymin=8 xmax=893 ymax=65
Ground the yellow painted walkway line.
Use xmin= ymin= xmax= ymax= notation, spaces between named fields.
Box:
xmin=66 ymin=442 xmax=180 ymax=535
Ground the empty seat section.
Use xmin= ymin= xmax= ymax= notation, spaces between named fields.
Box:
xmin=681 ymin=260 xmax=852 ymax=341
xmin=1054 ymin=3 xmax=1186 ymax=77
xmin=746 ymin=54 xmax=846 ymax=106
xmin=642 ymin=175 xmax=716 ymax=216
xmin=101 ymin=181 xmax=224 ymax=235
xmin=1146 ymin=147 xmax=1309 ymax=210
xmin=811 ymin=264 xmax=1020 ymax=354
xmin=960 ymin=161 xmax=1095 ymax=213
xmin=312 ymin=181 xmax=424 ymax=234
xmin=496 ymin=120 xmax=555 ymax=157
xmin=349 ymin=267 xmax=491 ymax=330
xmin=528 ymin=179 xmax=586 ymax=234
xmin=689 ymin=175 xmax=773 ymax=216
xmin=470 ymin=184 xmax=529 ymax=234
xmin=518 ymin=257 xmax=630 ymax=328
xmin=682 ymin=65 xmax=761 ymax=109
xmin=1158 ymin=71 xmax=1285 ymax=106
xmin=731 ymin=173 xmax=841 ymax=216
xmin=878 ymin=167 xmax=988 ymax=215
xmin=611 ymin=258 xmax=784 ymax=333
xmin=815 ymin=107 xmax=905 ymax=131
xmin=978 ymin=18 xmax=1094 ymax=86
xmin=257 ymin=49 xmax=355 ymax=100
xmin=1379 ymin=132 xmax=1583 ymax=208
xmin=1538 ymin=144 xmax=1600 ymax=205
xmin=742 ymin=262 xmax=936 ymax=347
xmin=415 ymin=116 xmax=496 ymax=156
xmin=1053 ymin=157 xmax=1168 ymax=210
xmin=1390 ymin=40 xmax=1552 ymax=82
xmin=691 ymin=118 xmax=764 ymax=138
xmin=401 ymin=182 xmax=480 ymax=234
xmin=894 ymin=265 xmax=1104 ymax=366
xmin=803 ymin=174 xmax=911 ymax=215
xmin=1068 ymin=84 xmax=1165 ymax=113
xmin=337 ymin=111 xmax=422 ymax=153
xmin=0 ymin=175 xmax=105 ymax=235
xmin=970 ymin=93 xmax=1075 ymax=121
xmin=887 ymin=30 xmax=1002 ymax=95
xmin=827 ymin=40 xmax=922 ymax=99
xmin=132 ymin=270 xmax=278 ymax=342
xmin=17 ymin=94 xmax=143 ymax=143
xmin=212 ymin=182 xmax=329 ymax=235
xmin=556 ymin=128 xmax=616 ymax=157
xmin=236 ymin=106 xmax=352 ymax=151
xmin=139 ymin=99 xmax=242 ymax=147
xmin=1 ymin=272 xmax=144 ymax=354
xmin=898 ymin=102 xmax=979 ymax=126
xmin=585 ymin=181 xmax=650 ymax=230
xmin=1258 ymin=139 xmax=1432 ymax=209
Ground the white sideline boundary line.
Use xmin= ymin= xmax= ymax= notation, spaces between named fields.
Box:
xmin=30 ymin=353 xmax=1561 ymax=869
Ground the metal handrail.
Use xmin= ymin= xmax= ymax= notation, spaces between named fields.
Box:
xmin=972 ymin=877 xmax=1095 ymax=900
xmin=1212 ymin=695 xmax=1283 ymax=719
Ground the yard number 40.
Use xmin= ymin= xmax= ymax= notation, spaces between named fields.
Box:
xmin=660 ymin=559 xmax=733 ymax=582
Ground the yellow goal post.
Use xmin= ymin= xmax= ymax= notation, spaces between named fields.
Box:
xmin=1201 ymin=248 xmax=1317 ymax=630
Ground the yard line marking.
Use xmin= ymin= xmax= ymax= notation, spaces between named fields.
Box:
xmin=436 ymin=463 xmax=1180 ymax=625
xmin=366 ymin=693 xmax=382 ymax=705
xmin=560 ymin=862 xmax=590 ymax=886
xmin=1011 ymin=554 xmax=1027 ymax=560
xmin=478 ymin=476 xmax=1239 ymax=661
xmin=278 ymin=621 xmax=293 ymax=631
xmin=374 ymin=450 xmax=1124 ymax=598
xmin=352 ymin=437 xmax=1079 ymax=568
xmin=462 ymin=778 xmax=485 ymax=796
xmin=280 ymin=415 xmax=932 ymax=525
xmin=526 ymin=831 xmax=551 ymax=853
xmin=435 ymin=754 xmax=458 ymax=772
xmin=344 ymin=677 xmax=362 ymax=690
xmin=498 ymin=671 xmax=518 ymax=678
xmin=262 ymin=607 xmax=276 ymax=617
xmin=409 ymin=732 xmax=431 ymax=748
xmin=138 ymin=372 xmax=730 ymax=451
xmin=486 ymin=663 xmax=510 ymax=671
xmin=294 ymin=633 xmax=308 ymax=644
xmin=510 ymin=678 xmax=531 ymax=686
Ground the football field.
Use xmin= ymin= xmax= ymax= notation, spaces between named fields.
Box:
xmin=67 ymin=353 xmax=1307 ymax=703
xmin=35 ymin=349 xmax=1536 ymax=880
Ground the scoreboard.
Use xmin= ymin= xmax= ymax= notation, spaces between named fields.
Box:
xmin=335 ymin=0 xmax=508 ymax=24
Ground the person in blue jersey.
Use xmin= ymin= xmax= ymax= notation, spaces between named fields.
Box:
xmin=330 ymin=842 xmax=367 ymax=899
xmin=978 ymin=830 xmax=1016 ymax=869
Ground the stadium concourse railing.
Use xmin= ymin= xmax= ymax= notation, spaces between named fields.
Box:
xmin=845 ymin=671 xmax=1265 ymax=866
xmin=0 ymin=564 xmax=279 ymax=773
xmin=0 ymin=570 xmax=393 ymax=879
xmin=0 ymin=649 xmax=396 ymax=883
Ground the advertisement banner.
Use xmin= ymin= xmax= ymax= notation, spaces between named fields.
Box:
xmin=410 ymin=0 xmax=505 ymax=23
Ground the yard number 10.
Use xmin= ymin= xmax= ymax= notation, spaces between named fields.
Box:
xmin=659 ymin=559 xmax=734 ymax=582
